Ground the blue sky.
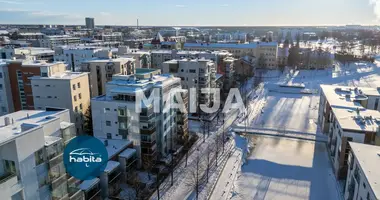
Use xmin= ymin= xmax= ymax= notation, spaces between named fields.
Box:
xmin=0 ymin=0 xmax=379 ymax=26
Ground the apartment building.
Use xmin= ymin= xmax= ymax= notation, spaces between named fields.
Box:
xmin=183 ymin=42 xmax=278 ymax=69
xmin=0 ymin=46 xmax=54 ymax=61
xmin=81 ymin=57 xmax=136 ymax=97
xmin=39 ymin=35 xmax=81 ymax=49
xmin=118 ymin=47 xmax=151 ymax=69
xmin=54 ymin=46 xmax=112 ymax=72
xmin=162 ymin=58 xmax=217 ymax=110
xmin=0 ymin=108 xmax=81 ymax=200
xmin=30 ymin=71 xmax=90 ymax=135
xmin=91 ymin=72 xmax=186 ymax=166
xmin=151 ymin=49 xmax=232 ymax=70
xmin=94 ymin=32 xmax=123 ymax=43
xmin=318 ymin=85 xmax=380 ymax=179
xmin=5 ymin=60 xmax=67 ymax=111
xmin=0 ymin=60 xmax=14 ymax=116
xmin=344 ymin=142 xmax=379 ymax=200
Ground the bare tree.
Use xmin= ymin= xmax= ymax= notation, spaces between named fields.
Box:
xmin=185 ymin=151 xmax=206 ymax=200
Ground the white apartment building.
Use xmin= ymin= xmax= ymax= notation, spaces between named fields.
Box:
xmin=81 ymin=57 xmax=136 ymax=97
xmin=0 ymin=108 xmax=82 ymax=200
xmin=162 ymin=58 xmax=217 ymax=109
xmin=94 ymin=32 xmax=123 ymax=43
xmin=0 ymin=47 xmax=54 ymax=61
xmin=39 ymin=35 xmax=81 ymax=49
xmin=91 ymin=72 xmax=183 ymax=166
xmin=118 ymin=47 xmax=151 ymax=69
xmin=54 ymin=46 xmax=112 ymax=71
xmin=0 ymin=47 xmax=14 ymax=59
xmin=344 ymin=142 xmax=379 ymax=200
xmin=318 ymin=85 xmax=380 ymax=179
xmin=232 ymin=32 xmax=247 ymax=42
xmin=30 ymin=71 xmax=91 ymax=135
xmin=183 ymin=42 xmax=278 ymax=69
xmin=0 ymin=60 xmax=14 ymax=116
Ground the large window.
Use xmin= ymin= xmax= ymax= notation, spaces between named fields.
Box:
xmin=375 ymin=98 xmax=379 ymax=110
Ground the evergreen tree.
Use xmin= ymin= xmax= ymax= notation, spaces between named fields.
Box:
xmin=83 ymin=106 xmax=93 ymax=135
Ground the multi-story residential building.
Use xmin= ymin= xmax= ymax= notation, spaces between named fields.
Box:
xmin=0 ymin=108 xmax=81 ymax=200
xmin=81 ymin=57 xmax=136 ymax=97
xmin=18 ymin=32 xmax=45 ymax=40
xmin=0 ymin=47 xmax=54 ymax=61
xmin=85 ymin=17 xmax=95 ymax=29
xmin=0 ymin=60 xmax=14 ymax=116
xmin=94 ymin=32 xmax=123 ymax=43
xmin=118 ymin=47 xmax=151 ymax=69
xmin=39 ymin=35 xmax=81 ymax=49
xmin=221 ymin=57 xmax=237 ymax=96
xmin=232 ymin=32 xmax=247 ymax=42
xmin=30 ymin=70 xmax=90 ymax=135
xmin=54 ymin=46 xmax=112 ymax=71
xmin=162 ymin=58 xmax=217 ymax=111
xmin=91 ymin=71 xmax=185 ymax=166
xmin=318 ymin=85 xmax=380 ymax=179
xmin=277 ymin=46 xmax=289 ymax=67
xmin=183 ymin=42 xmax=278 ymax=69
xmin=5 ymin=60 xmax=68 ymax=111
xmin=344 ymin=142 xmax=379 ymax=200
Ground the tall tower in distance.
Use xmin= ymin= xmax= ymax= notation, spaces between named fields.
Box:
xmin=85 ymin=17 xmax=95 ymax=29
xmin=137 ymin=18 xmax=139 ymax=29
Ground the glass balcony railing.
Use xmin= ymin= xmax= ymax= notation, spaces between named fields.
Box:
xmin=0 ymin=172 xmax=17 ymax=186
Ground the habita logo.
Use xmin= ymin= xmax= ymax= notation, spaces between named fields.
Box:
xmin=69 ymin=148 xmax=102 ymax=167
xmin=63 ymin=136 xmax=108 ymax=180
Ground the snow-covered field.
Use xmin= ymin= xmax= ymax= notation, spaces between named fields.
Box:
xmin=229 ymin=136 xmax=341 ymax=200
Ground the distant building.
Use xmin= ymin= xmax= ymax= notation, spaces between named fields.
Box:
xmin=30 ymin=70 xmax=90 ymax=135
xmin=81 ymin=57 xmax=136 ymax=97
xmin=54 ymin=46 xmax=112 ymax=71
xmin=344 ymin=142 xmax=379 ymax=200
xmin=0 ymin=108 xmax=80 ymax=200
xmin=0 ymin=60 xmax=14 ymax=116
xmin=94 ymin=32 xmax=123 ymax=43
xmin=85 ymin=17 xmax=95 ymax=29
xmin=39 ymin=35 xmax=81 ymax=49
xmin=0 ymin=47 xmax=54 ymax=61
xmin=318 ymin=85 xmax=380 ymax=180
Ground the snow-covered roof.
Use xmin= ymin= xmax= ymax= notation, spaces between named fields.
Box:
xmin=184 ymin=42 xmax=278 ymax=49
xmin=29 ymin=72 xmax=89 ymax=80
xmin=119 ymin=148 xmax=136 ymax=159
xmin=44 ymin=136 xmax=61 ymax=146
xmin=99 ymin=138 xmax=132 ymax=159
xmin=79 ymin=178 xmax=99 ymax=191
xmin=104 ymin=161 xmax=120 ymax=173
xmin=349 ymin=142 xmax=380 ymax=199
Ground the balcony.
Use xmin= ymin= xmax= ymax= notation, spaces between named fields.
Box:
xmin=68 ymin=187 xmax=84 ymax=200
xmin=0 ymin=173 xmax=19 ymax=191
xmin=140 ymin=127 xmax=156 ymax=135
xmin=141 ymin=140 xmax=157 ymax=147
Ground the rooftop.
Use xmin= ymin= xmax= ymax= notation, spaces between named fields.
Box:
xmin=349 ymin=142 xmax=380 ymax=198
xmin=79 ymin=178 xmax=99 ymax=191
xmin=119 ymin=148 xmax=137 ymax=159
xmin=29 ymin=72 xmax=89 ymax=80
xmin=0 ymin=109 xmax=68 ymax=146
xmin=44 ymin=136 xmax=61 ymax=146
xmin=82 ymin=57 xmax=135 ymax=63
xmin=98 ymin=138 xmax=132 ymax=159
xmin=104 ymin=161 xmax=120 ymax=173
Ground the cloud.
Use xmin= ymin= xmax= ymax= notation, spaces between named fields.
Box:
xmin=0 ymin=0 xmax=41 ymax=4
xmin=370 ymin=0 xmax=380 ymax=21
xmin=175 ymin=5 xmax=186 ymax=7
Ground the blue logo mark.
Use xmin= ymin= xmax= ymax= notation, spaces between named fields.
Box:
xmin=63 ymin=136 xmax=108 ymax=180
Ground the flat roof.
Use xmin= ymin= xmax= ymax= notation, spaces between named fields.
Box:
xmin=6 ymin=60 xmax=65 ymax=67
xmin=44 ymin=136 xmax=61 ymax=146
xmin=331 ymin=107 xmax=380 ymax=132
xmin=82 ymin=57 xmax=135 ymax=63
xmin=104 ymin=160 xmax=120 ymax=173
xmin=99 ymin=138 xmax=132 ymax=159
xmin=79 ymin=178 xmax=99 ymax=191
xmin=119 ymin=148 xmax=136 ymax=159
xmin=349 ymin=142 xmax=380 ymax=198
xmin=0 ymin=109 xmax=67 ymax=145
xmin=30 ymin=72 xmax=89 ymax=80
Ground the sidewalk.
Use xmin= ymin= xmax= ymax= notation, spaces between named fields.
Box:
xmin=209 ymin=149 xmax=242 ymax=200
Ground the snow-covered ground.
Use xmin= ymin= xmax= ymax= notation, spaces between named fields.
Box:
xmin=249 ymin=62 xmax=380 ymax=135
xmin=227 ymin=136 xmax=341 ymax=200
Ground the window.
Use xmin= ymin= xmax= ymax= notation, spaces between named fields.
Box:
xmin=41 ymin=72 xmax=48 ymax=77
xmin=0 ymin=72 xmax=3 ymax=78
xmin=107 ymin=133 xmax=112 ymax=139
xmin=363 ymin=182 xmax=366 ymax=189
xmin=36 ymin=96 xmax=40 ymax=98
xmin=105 ymin=108 xmax=110 ymax=111
xmin=77 ymin=82 xmax=81 ymax=88
xmin=78 ymin=93 xmax=82 ymax=99
xmin=118 ymin=108 xmax=125 ymax=116
xmin=72 ymin=84 xmax=76 ymax=90
xmin=106 ymin=121 xmax=111 ymax=126
xmin=3 ymin=160 xmax=16 ymax=174
xmin=34 ymin=85 xmax=39 ymax=87
xmin=375 ymin=98 xmax=379 ymax=110
xmin=46 ymin=85 xmax=51 ymax=87
xmin=47 ymin=96 xmax=52 ymax=98
xmin=75 ymin=106 xmax=78 ymax=112
xmin=74 ymin=95 xmax=77 ymax=102
xmin=79 ymin=104 xmax=83 ymax=110
xmin=189 ymin=69 xmax=196 ymax=73
xmin=0 ymin=84 xmax=2 ymax=90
